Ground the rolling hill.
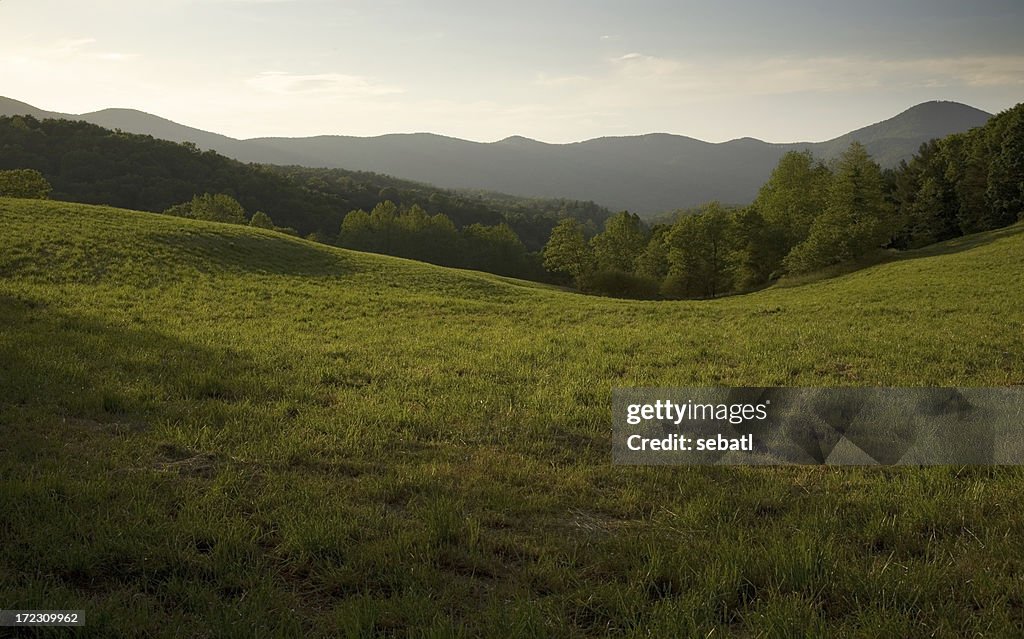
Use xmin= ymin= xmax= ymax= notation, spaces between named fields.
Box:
xmin=0 ymin=114 xmax=615 ymax=251
xmin=0 ymin=97 xmax=991 ymax=214
xmin=2 ymin=197 xmax=1023 ymax=636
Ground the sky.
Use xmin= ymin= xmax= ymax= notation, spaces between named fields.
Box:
xmin=1 ymin=0 xmax=1023 ymax=143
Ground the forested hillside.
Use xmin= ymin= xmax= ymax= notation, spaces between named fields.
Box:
xmin=0 ymin=116 xmax=343 ymax=236
xmin=541 ymin=103 xmax=1024 ymax=299
xmin=0 ymin=97 xmax=991 ymax=213
xmin=0 ymin=115 xmax=610 ymax=251
xmin=1 ymin=103 xmax=1019 ymax=297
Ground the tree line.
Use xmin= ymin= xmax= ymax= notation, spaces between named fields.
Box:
xmin=0 ymin=167 xmax=548 ymax=281
xmin=264 ymin=165 xmax=611 ymax=252
xmin=1 ymin=103 xmax=1021 ymax=294
xmin=543 ymin=103 xmax=1023 ymax=298
xmin=0 ymin=115 xmax=609 ymax=249
xmin=337 ymin=201 xmax=543 ymax=278
xmin=889 ymin=103 xmax=1023 ymax=248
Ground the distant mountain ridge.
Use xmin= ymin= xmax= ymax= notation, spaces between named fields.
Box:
xmin=0 ymin=97 xmax=992 ymax=214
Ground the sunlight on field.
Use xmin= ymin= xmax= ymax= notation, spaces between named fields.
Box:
xmin=2 ymin=198 xmax=1024 ymax=637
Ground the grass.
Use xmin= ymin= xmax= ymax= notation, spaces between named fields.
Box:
xmin=1 ymin=197 xmax=1023 ymax=637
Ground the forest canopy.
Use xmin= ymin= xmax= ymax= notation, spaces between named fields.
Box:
xmin=541 ymin=102 xmax=1023 ymax=299
xmin=1 ymin=102 xmax=1021 ymax=297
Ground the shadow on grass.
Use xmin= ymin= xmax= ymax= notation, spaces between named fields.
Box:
xmin=0 ymin=292 xmax=264 ymax=421
xmin=147 ymin=228 xmax=363 ymax=278
xmin=0 ymin=293 xmax=280 ymax=629
xmin=900 ymin=222 xmax=1024 ymax=258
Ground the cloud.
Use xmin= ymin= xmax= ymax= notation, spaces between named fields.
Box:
xmin=246 ymin=71 xmax=403 ymax=97
xmin=94 ymin=52 xmax=140 ymax=61
xmin=3 ymin=37 xmax=138 ymax=65
xmin=596 ymin=52 xmax=1024 ymax=100
xmin=535 ymin=72 xmax=589 ymax=87
xmin=490 ymin=52 xmax=1024 ymax=141
xmin=55 ymin=38 xmax=98 ymax=52
xmin=886 ymin=56 xmax=1024 ymax=88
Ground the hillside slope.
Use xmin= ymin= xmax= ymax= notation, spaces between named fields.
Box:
xmin=245 ymin=101 xmax=990 ymax=213
xmin=2 ymin=199 xmax=1023 ymax=637
xmin=0 ymin=115 xmax=614 ymax=251
xmin=0 ymin=97 xmax=992 ymax=213
xmin=808 ymin=101 xmax=993 ymax=166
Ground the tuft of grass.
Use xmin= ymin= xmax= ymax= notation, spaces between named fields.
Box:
xmin=2 ymin=197 xmax=1024 ymax=636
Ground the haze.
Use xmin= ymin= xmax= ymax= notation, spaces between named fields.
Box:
xmin=1 ymin=0 xmax=1022 ymax=143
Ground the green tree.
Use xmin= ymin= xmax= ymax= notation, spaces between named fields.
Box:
xmin=338 ymin=209 xmax=374 ymax=250
xmin=305 ymin=231 xmax=329 ymax=243
xmin=0 ymin=168 xmax=52 ymax=199
xmin=634 ymin=225 xmax=671 ymax=281
xmin=785 ymin=143 xmax=892 ymax=273
xmin=590 ymin=211 xmax=647 ymax=273
xmin=542 ymin=218 xmax=592 ymax=280
xmin=663 ymin=202 xmax=734 ymax=298
xmin=904 ymin=176 xmax=953 ymax=247
xmin=163 ymin=202 xmax=191 ymax=218
xmin=422 ymin=213 xmax=459 ymax=264
xmin=983 ymin=104 xmax=1024 ymax=225
xmin=189 ymin=193 xmax=247 ymax=224
xmin=462 ymin=223 xmax=529 ymax=276
xmin=249 ymin=211 xmax=275 ymax=229
xmin=369 ymin=200 xmax=400 ymax=252
xmin=754 ymin=151 xmax=831 ymax=252
xmin=729 ymin=206 xmax=787 ymax=289
xmin=942 ymin=133 xmax=990 ymax=234
xmin=889 ymin=140 xmax=959 ymax=248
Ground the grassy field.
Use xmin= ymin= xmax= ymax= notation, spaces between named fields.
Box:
xmin=2 ymin=197 xmax=1023 ymax=637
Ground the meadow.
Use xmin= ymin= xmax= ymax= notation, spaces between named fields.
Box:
xmin=2 ymin=197 xmax=1023 ymax=637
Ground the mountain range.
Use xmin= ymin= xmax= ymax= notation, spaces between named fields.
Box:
xmin=0 ymin=97 xmax=992 ymax=214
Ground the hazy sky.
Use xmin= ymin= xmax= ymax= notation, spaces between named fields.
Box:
xmin=2 ymin=0 xmax=1022 ymax=143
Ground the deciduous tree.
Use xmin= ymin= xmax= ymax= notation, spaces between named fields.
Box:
xmin=189 ymin=193 xmax=247 ymax=224
xmin=542 ymin=218 xmax=592 ymax=280
xmin=249 ymin=210 xmax=275 ymax=229
xmin=785 ymin=143 xmax=892 ymax=273
xmin=590 ymin=211 xmax=647 ymax=273
xmin=0 ymin=168 xmax=52 ymax=199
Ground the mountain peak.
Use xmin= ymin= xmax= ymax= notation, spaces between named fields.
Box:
xmin=889 ymin=100 xmax=992 ymax=127
xmin=0 ymin=96 xmax=59 ymax=119
xmin=0 ymin=95 xmax=1001 ymax=214
xmin=86 ymin=107 xmax=168 ymax=119
xmin=861 ymin=100 xmax=989 ymax=133
xmin=812 ymin=100 xmax=992 ymax=166
xmin=901 ymin=99 xmax=989 ymax=113
xmin=494 ymin=135 xmax=547 ymax=147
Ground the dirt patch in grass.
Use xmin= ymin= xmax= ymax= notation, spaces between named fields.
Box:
xmin=154 ymin=443 xmax=219 ymax=478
